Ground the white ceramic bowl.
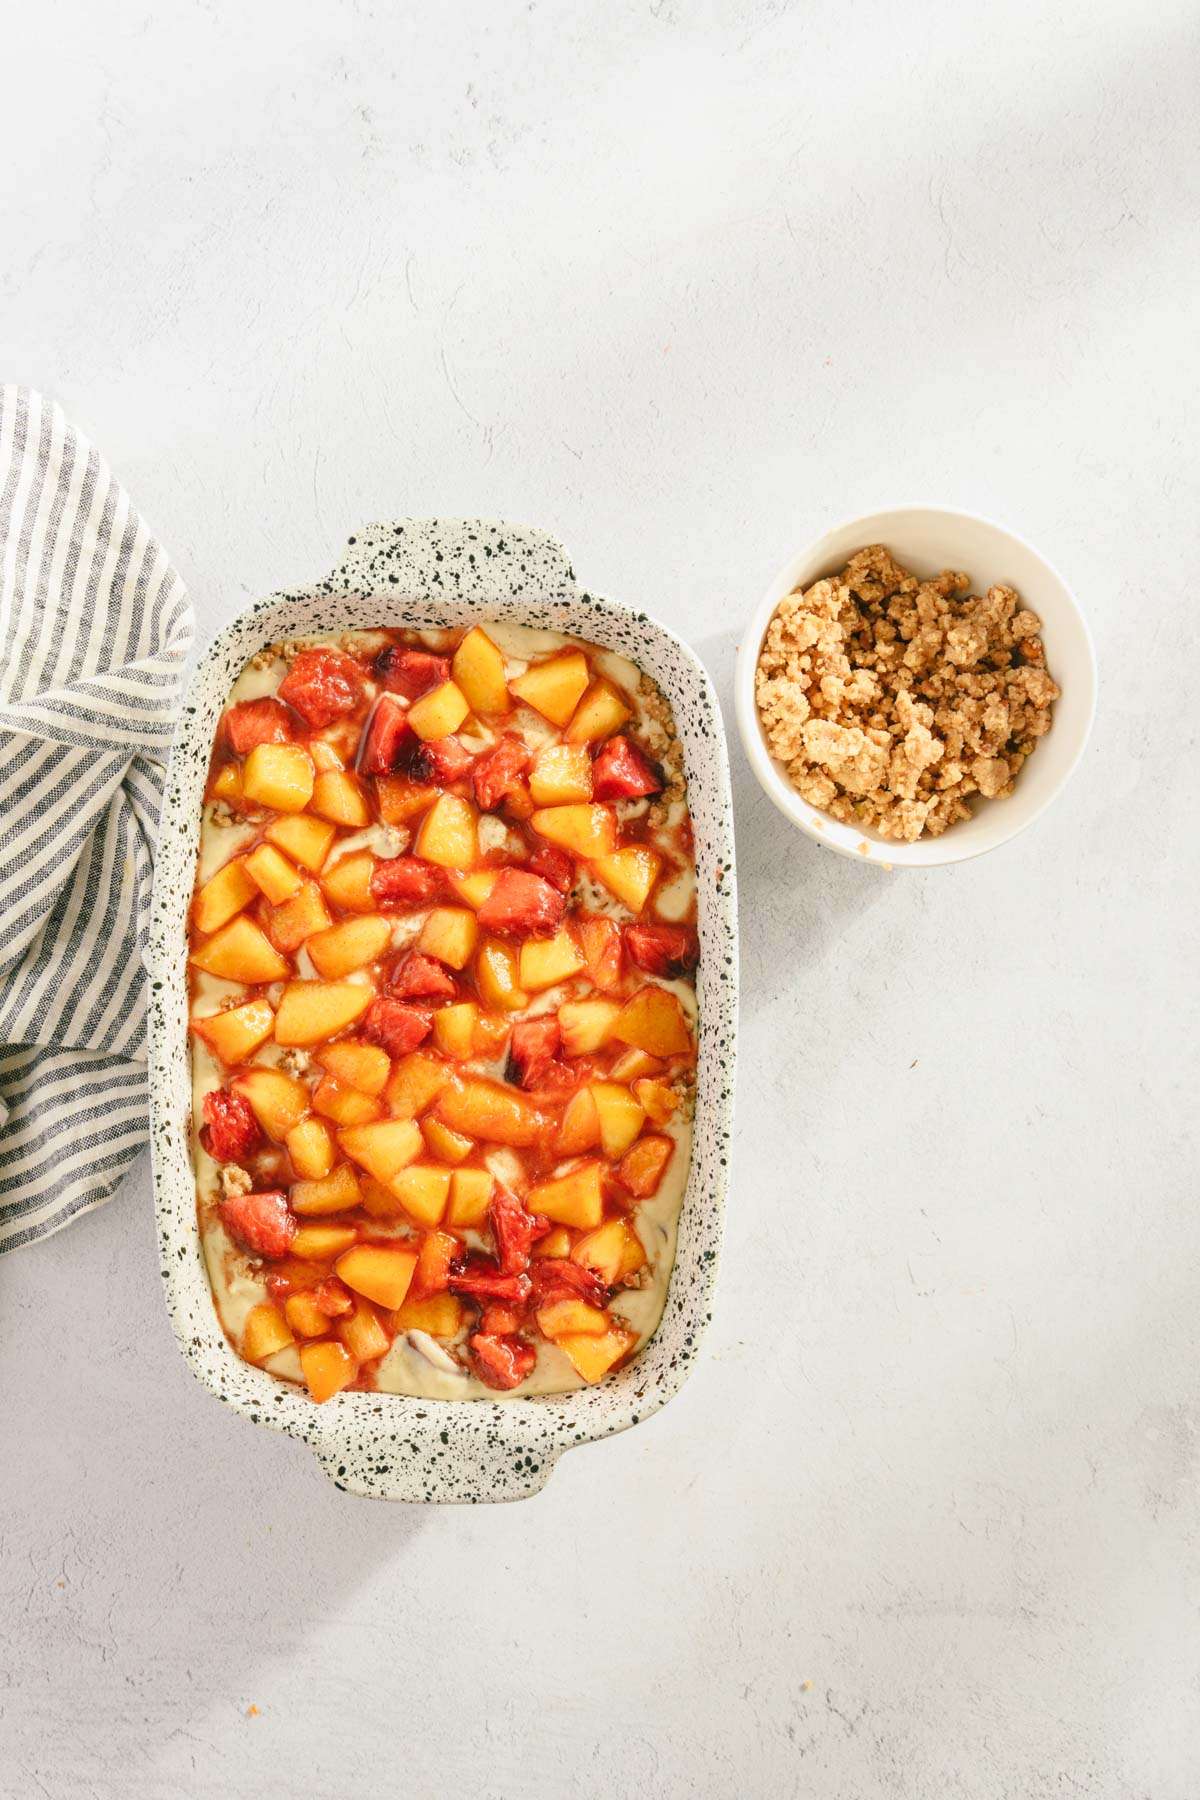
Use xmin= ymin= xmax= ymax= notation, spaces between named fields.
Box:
xmin=734 ymin=506 xmax=1096 ymax=867
xmin=148 ymin=520 xmax=738 ymax=1504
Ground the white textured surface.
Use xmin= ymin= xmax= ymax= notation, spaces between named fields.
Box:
xmin=1 ymin=2 xmax=1197 ymax=1795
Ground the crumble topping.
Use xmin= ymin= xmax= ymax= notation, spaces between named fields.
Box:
xmin=754 ymin=545 xmax=1060 ymax=841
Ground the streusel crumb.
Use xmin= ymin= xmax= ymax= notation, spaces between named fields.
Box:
xmin=754 ymin=545 xmax=1060 ymax=841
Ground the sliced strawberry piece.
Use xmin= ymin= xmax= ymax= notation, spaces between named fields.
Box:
xmin=522 ymin=1061 xmax=580 ymax=1105
xmin=468 ymin=1331 xmax=537 ymax=1390
xmin=448 ymin=1257 xmax=533 ymax=1306
xmin=201 ymin=1088 xmax=261 ymax=1163
xmin=362 ymin=998 xmax=432 ymax=1057
xmin=506 ymin=1018 xmax=561 ymax=1091
xmin=359 ymin=695 xmax=411 ymax=774
xmin=578 ymin=914 xmax=623 ymax=992
xmin=389 ymin=950 xmax=457 ymax=1000
xmin=219 ymin=1189 xmax=296 ymax=1260
xmin=370 ymin=855 xmax=444 ymax=909
xmin=592 ymin=735 xmax=663 ymax=801
xmin=526 ymin=840 xmax=574 ymax=894
xmin=278 ymin=647 xmax=366 ymax=728
xmin=362 ymin=703 xmax=474 ymax=784
xmin=374 ymin=645 xmax=451 ymax=699
xmin=488 ymin=1183 xmax=548 ymax=1275
xmin=311 ymin=1276 xmax=355 ymax=1318
xmin=623 ymin=922 xmax=699 ymax=978
xmin=476 ymin=869 xmax=566 ymax=940
xmin=473 ymin=733 xmax=531 ymax=812
xmin=223 ymin=697 xmax=294 ymax=756
xmin=530 ymin=1257 xmax=608 ymax=1309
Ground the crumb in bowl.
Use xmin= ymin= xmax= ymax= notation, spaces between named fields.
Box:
xmin=753 ymin=544 xmax=1061 ymax=842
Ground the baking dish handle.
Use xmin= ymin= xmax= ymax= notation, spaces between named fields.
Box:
xmin=309 ymin=1436 xmax=562 ymax=1505
xmin=341 ymin=518 xmax=580 ymax=603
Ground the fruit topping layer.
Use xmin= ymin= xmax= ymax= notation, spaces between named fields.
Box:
xmin=189 ymin=622 xmax=698 ymax=1401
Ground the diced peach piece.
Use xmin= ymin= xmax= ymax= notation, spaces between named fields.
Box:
xmin=210 ymin=762 xmax=243 ymax=806
xmin=263 ymin=882 xmax=332 ymax=955
xmin=447 ymin=869 xmax=498 ymax=911
xmin=557 ymin=998 xmax=620 ymax=1055
xmin=473 ymin=1013 xmax=510 ymax=1058
xmin=418 ymin=906 xmax=478 ymax=970
xmin=242 ymin=1302 xmax=295 ymax=1364
xmin=608 ymin=1047 xmax=663 ymax=1082
xmin=292 ymin=1223 xmax=358 ymax=1260
xmin=242 ymin=742 xmax=315 ymax=813
xmin=633 ymin=1077 xmax=678 ymax=1125
xmin=264 ymin=817 xmax=338 ymax=871
xmin=579 ymin=915 xmax=623 ymax=992
xmin=422 ymin=1116 xmax=472 ymax=1163
xmin=589 ymin=1081 xmax=646 ymax=1157
xmin=452 ymin=626 xmax=510 ymax=715
xmin=407 ymin=679 xmax=469 ymax=740
xmin=309 ymin=738 xmax=345 ymax=773
xmin=290 ymin=1164 xmax=363 ymax=1216
xmin=414 ymin=794 xmax=478 ymax=869
xmin=285 ymin=1116 xmax=336 ymax=1180
xmin=529 ymin=744 xmax=593 ymax=806
xmin=533 ymin=1225 xmax=572 ymax=1260
xmin=591 ymin=846 xmax=661 ymax=913
xmin=411 ymin=1229 xmax=459 ymax=1299
xmin=572 ymin=1217 xmax=646 ymax=1284
xmin=618 ymin=1133 xmax=675 ymax=1197
xmin=566 ymin=680 xmax=635 ymax=748
xmin=317 ymin=1039 xmax=390 ymax=1096
xmin=436 ymin=1078 xmax=549 ymax=1147
xmin=285 ymin=1291 xmax=333 ymax=1337
xmin=556 ymin=1086 xmax=600 ymax=1153
xmin=530 ymin=803 xmax=616 ymax=860
xmin=537 ymin=1298 xmax=609 ymax=1339
xmin=321 ymin=850 xmax=378 ymax=913
xmin=306 ymin=915 xmax=392 ymax=979
xmin=518 ymin=927 xmax=585 ymax=992
xmin=432 ymin=1002 xmax=478 ymax=1060
xmin=312 ymin=1076 xmax=383 ymax=1127
xmin=299 ymin=1339 xmax=358 ymax=1403
xmin=274 ymin=980 xmax=373 ymax=1046
xmin=393 ymin=1292 xmax=464 ymax=1336
xmin=193 ymin=858 xmax=258 ymax=934
xmin=389 ymin=1164 xmax=451 ymax=1228
xmin=337 ymin=1297 xmax=391 ymax=1363
xmin=563 ymin=679 xmax=633 ymax=744
xmin=232 ymin=1067 xmax=310 ymax=1139
xmin=310 ymin=768 xmax=370 ymax=828
xmin=335 ymin=1243 xmax=419 ymax=1310
xmin=384 ymin=1051 xmax=450 ymax=1120
xmin=191 ymin=916 xmax=290 ymax=984
xmin=191 ymin=998 xmax=274 ymax=1066
xmin=556 ymin=1324 xmax=634 ymax=1383
xmin=613 ymin=986 xmax=692 ymax=1057
xmin=243 ymin=843 xmax=303 ymax=906
xmin=446 ymin=1166 xmax=493 ymax=1228
xmin=528 ymin=1161 xmax=604 ymax=1229
xmin=375 ymin=774 xmax=436 ymax=825
xmin=509 ymin=650 xmax=589 ymax=726
xmin=476 ymin=940 xmax=529 ymax=1012
xmin=338 ymin=1117 xmax=422 ymax=1187
xmin=264 ymin=811 xmax=337 ymax=872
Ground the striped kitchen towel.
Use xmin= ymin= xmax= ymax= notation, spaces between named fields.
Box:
xmin=0 ymin=386 xmax=193 ymax=1253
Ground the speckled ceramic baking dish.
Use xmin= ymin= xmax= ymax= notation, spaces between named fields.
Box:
xmin=147 ymin=520 xmax=737 ymax=1502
